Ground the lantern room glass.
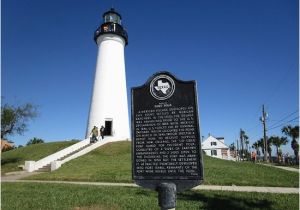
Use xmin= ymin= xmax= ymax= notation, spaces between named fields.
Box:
xmin=104 ymin=13 xmax=121 ymax=24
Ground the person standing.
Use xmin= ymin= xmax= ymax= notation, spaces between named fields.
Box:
xmin=100 ymin=126 xmax=105 ymax=140
xmin=251 ymin=151 xmax=257 ymax=163
xmin=90 ymin=126 xmax=99 ymax=143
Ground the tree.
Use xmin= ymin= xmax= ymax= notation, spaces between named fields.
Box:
xmin=229 ymin=142 xmax=236 ymax=158
xmin=240 ymin=129 xmax=249 ymax=160
xmin=257 ymin=138 xmax=265 ymax=156
xmin=26 ymin=137 xmax=44 ymax=146
xmin=229 ymin=143 xmax=236 ymax=151
xmin=1 ymin=102 xmax=38 ymax=139
xmin=244 ymin=136 xmax=249 ymax=154
xmin=282 ymin=125 xmax=299 ymax=164
xmin=252 ymin=141 xmax=260 ymax=156
xmin=267 ymin=137 xmax=273 ymax=162
xmin=269 ymin=136 xmax=288 ymax=163
xmin=257 ymin=137 xmax=272 ymax=161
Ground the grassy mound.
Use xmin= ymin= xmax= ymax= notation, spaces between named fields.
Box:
xmin=1 ymin=140 xmax=78 ymax=174
xmin=26 ymin=141 xmax=131 ymax=182
xmin=25 ymin=141 xmax=299 ymax=187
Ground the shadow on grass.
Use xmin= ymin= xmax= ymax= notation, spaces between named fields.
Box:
xmin=179 ymin=191 xmax=272 ymax=210
xmin=135 ymin=188 xmax=153 ymax=197
xmin=1 ymin=157 xmax=22 ymax=165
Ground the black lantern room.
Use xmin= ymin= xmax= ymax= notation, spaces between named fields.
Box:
xmin=94 ymin=8 xmax=128 ymax=45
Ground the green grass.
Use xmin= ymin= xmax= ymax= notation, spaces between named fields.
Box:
xmin=270 ymin=162 xmax=299 ymax=169
xmin=279 ymin=165 xmax=299 ymax=169
xmin=203 ymin=155 xmax=299 ymax=187
xmin=25 ymin=141 xmax=299 ymax=187
xmin=2 ymin=182 xmax=299 ymax=210
xmin=26 ymin=141 xmax=131 ymax=182
xmin=1 ymin=140 xmax=78 ymax=174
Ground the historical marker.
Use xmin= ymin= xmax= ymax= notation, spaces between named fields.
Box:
xmin=132 ymin=71 xmax=203 ymax=209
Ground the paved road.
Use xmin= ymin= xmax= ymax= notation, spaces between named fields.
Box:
xmin=2 ymin=178 xmax=298 ymax=194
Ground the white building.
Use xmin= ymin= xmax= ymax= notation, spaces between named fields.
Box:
xmin=202 ymin=135 xmax=234 ymax=160
xmin=86 ymin=8 xmax=130 ymax=141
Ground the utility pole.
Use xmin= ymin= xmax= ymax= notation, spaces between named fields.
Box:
xmin=260 ymin=105 xmax=268 ymax=162
xmin=236 ymin=139 xmax=239 ymax=161
xmin=240 ymin=129 xmax=244 ymax=161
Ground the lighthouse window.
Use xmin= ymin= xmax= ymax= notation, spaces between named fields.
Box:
xmin=104 ymin=13 xmax=121 ymax=24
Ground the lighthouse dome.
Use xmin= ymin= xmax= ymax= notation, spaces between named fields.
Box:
xmin=103 ymin=8 xmax=122 ymax=25
xmin=94 ymin=8 xmax=128 ymax=45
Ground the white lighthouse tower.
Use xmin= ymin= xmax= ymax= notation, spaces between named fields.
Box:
xmin=86 ymin=8 xmax=130 ymax=141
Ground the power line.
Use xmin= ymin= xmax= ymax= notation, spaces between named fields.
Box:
xmin=268 ymin=110 xmax=299 ymax=128
xmin=246 ymin=124 xmax=261 ymax=132
xmin=264 ymin=63 xmax=297 ymax=106
xmin=249 ymin=110 xmax=299 ymax=142
xmin=267 ymin=116 xmax=299 ymax=131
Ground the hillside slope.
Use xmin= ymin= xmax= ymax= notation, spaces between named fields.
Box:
xmin=26 ymin=141 xmax=131 ymax=182
xmin=1 ymin=140 xmax=79 ymax=174
xmin=25 ymin=141 xmax=299 ymax=187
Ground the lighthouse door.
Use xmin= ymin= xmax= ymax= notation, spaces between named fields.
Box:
xmin=104 ymin=120 xmax=113 ymax=136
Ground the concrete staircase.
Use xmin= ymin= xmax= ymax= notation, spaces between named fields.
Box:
xmin=36 ymin=164 xmax=51 ymax=172
xmin=36 ymin=143 xmax=93 ymax=172
xmin=57 ymin=143 xmax=93 ymax=161
xmin=25 ymin=137 xmax=122 ymax=172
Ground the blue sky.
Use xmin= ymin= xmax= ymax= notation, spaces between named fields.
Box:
xmin=2 ymin=0 xmax=299 ymax=155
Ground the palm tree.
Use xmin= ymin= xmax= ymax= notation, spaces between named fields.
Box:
xmin=257 ymin=138 xmax=265 ymax=157
xmin=244 ymin=134 xmax=249 ymax=152
xmin=229 ymin=143 xmax=236 ymax=158
xmin=267 ymin=137 xmax=273 ymax=162
xmin=244 ymin=136 xmax=249 ymax=158
xmin=229 ymin=143 xmax=236 ymax=151
xmin=257 ymin=137 xmax=272 ymax=161
xmin=282 ymin=125 xmax=299 ymax=164
xmin=252 ymin=141 xmax=260 ymax=156
xmin=240 ymin=129 xmax=248 ymax=160
xmin=269 ymin=136 xmax=288 ymax=163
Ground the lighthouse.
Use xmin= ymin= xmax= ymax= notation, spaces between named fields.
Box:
xmin=86 ymin=8 xmax=130 ymax=141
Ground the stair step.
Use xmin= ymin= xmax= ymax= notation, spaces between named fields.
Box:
xmin=35 ymin=143 xmax=94 ymax=172
xmin=36 ymin=164 xmax=51 ymax=172
xmin=57 ymin=143 xmax=93 ymax=161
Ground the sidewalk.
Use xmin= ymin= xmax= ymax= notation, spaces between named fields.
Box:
xmin=1 ymin=171 xmax=42 ymax=181
xmin=258 ymin=163 xmax=299 ymax=173
xmin=2 ymin=179 xmax=299 ymax=194
xmin=193 ymin=184 xmax=298 ymax=194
